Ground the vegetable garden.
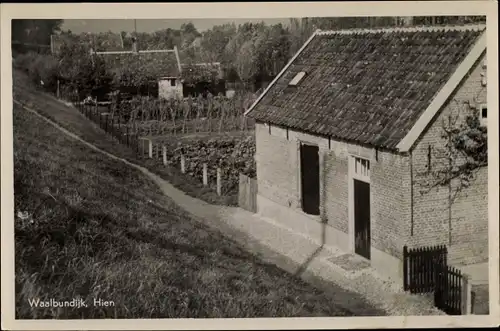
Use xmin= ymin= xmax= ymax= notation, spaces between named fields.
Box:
xmin=67 ymin=89 xmax=258 ymax=203
xmin=14 ymin=36 xmax=260 ymax=204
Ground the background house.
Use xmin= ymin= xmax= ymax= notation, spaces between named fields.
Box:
xmin=95 ymin=40 xmax=183 ymax=100
xmin=245 ymin=25 xmax=487 ymax=285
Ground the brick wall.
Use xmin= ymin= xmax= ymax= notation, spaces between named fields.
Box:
xmin=255 ymin=122 xmax=411 ymax=259
xmin=370 ymin=151 xmax=412 ymax=257
xmin=408 ymin=54 xmax=488 ymax=265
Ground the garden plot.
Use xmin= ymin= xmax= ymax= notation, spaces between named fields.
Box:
xmin=148 ymin=132 xmax=256 ymax=197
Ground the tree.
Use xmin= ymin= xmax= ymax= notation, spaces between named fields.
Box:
xmin=12 ymin=19 xmax=63 ymax=45
xmin=180 ymin=22 xmax=201 ymax=49
xmin=57 ymin=40 xmax=112 ymax=97
xmin=256 ymin=23 xmax=290 ymax=77
xmin=416 ymin=100 xmax=487 ymax=204
xmin=235 ymin=40 xmax=258 ymax=83
xmin=200 ymin=23 xmax=236 ymax=63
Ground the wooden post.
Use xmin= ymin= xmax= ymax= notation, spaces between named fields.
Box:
xmin=462 ymin=274 xmax=472 ymax=314
xmin=56 ymin=80 xmax=60 ymax=98
xmin=216 ymin=167 xmax=222 ymax=196
xmin=162 ymin=146 xmax=167 ymax=165
xmin=181 ymin=155 xmax=186 ymax=174
xmin=203 ymin=163 xmax=208 ymax=186
xmin=126 ymin=126 xmax=129 ymax=146
xmin=148 ymin=139 xmax=153 ymax=158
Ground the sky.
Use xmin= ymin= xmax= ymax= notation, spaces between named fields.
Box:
xmin=61 ymin=18 xmax=292 ymax=34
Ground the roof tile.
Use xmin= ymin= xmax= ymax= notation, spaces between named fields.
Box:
xmin=248 ymin=28 xmax=484 ymax=149
xmin=99 ymin=51 xmax=180 ymax=82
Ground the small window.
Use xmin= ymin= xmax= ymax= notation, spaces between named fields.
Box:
xmin=170 ymin=79 xmax=176 ymax=87
xmin=354 ymin=156 xmax=370 ymax=178
xmin=289 ymin=71 xmax=306 ymax=86
xmin=481 ymin=106 xmax=487 ymax=119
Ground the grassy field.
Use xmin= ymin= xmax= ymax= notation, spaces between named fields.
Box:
xmin=13 ymin=70 xmax=236 ymax=206
xmin=12 ymin=91 xmax=370 ymax=318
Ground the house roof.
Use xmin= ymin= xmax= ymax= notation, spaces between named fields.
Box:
xmin=97 ymin=49 xmax=182 ymax=83
xmin=180 ymin=62 xmax=224 ymax=83
xmin=245 ymin=25 xmax=486 ymax=151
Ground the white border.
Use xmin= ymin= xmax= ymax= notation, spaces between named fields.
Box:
xmin=1 ymin=1 xmax=498 ymax=330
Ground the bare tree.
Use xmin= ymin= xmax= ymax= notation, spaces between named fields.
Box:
xmin=416 ymin=99 xmax=487 ymax=204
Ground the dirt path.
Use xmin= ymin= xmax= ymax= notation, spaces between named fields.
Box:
xmin=13 ymin=99 xmax=445 ymax=316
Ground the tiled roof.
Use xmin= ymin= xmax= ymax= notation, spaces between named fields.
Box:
xmin=246 ymin=26 xmax=485 ymax=150
xmin=99 ymin=51 xmax=181 ymax=82
xmin=180 ymin=62 xmax=223 ymax=83
xmin=91 ymin=32 xmax=123 ymax=51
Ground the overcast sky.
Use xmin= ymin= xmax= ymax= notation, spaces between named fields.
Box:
xmin=62 ymin=18 xmax=292 ymax=33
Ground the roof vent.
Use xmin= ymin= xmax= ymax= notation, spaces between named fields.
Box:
xmin=289 ymin=71 xmax=306 ymax=86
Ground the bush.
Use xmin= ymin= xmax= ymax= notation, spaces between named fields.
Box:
xmin=13 ymin=52 xmax=59 ymax=93
xmin=164 ymin=136 xmax=256 ymax=196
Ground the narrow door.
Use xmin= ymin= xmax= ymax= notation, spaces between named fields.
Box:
xmin=354 ymin=179 xmax=371 ymax=260
xmin=300 ymin=143 xmax=320 ymax=215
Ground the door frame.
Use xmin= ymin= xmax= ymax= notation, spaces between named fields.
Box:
xmin=348 ymin=155 xmax=371 ymax=256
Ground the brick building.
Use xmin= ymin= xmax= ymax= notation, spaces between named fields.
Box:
xmin=244 ymin=25 xmax=487 ymax=284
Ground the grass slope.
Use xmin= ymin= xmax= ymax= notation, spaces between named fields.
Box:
xmin=13 ymin=99 xmax=360 ymax=318
xmin=13 ymin=70 xmax=236 ymax=206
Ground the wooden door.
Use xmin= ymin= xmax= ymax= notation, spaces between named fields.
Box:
xmin=300 ymin=143 xmax=320 ymax=215
xmin=354 ymin=179 xmax=371 ymax=260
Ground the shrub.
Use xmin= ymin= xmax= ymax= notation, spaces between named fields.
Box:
xmin=13 ymin=52 xmax=59 ymax=93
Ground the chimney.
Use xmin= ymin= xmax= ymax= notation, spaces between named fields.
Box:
xmin=132 ymin=37 xmax=138 ymax=53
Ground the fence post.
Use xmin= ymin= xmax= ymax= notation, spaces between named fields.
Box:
xmin=462 ymin=274 xmax=472 ymax=315
xmin=181 ymin=155 xmax=186 ymax=173
xmin=148 ymin=139 xmax=153 ymax=158
xmin=126 ymin=126 xmax=129 ymax=146
xmin=162 ymin=146 xmax=167 ymax=165
xmin=216 ymin=167 xmax=222 ymax=196
xmin=203 ymin=163 xmax=208 ymax=186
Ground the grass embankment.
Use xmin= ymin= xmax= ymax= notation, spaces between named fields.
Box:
xmin=13 ymin=86 xmax=361 ymax=318
xmin=13 ymin=70 xmax=236 ymax=206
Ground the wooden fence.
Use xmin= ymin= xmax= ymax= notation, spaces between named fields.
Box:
xmin=238 ymin=173 xmax=257 ymax=213
xmin=403 ymin=245 xmax=472 ymax=315
xmin=71 ymin=94 xmax=141 ymax=154
xmin=403 ymin=245 xmax=448 ymax=293
xmin=434 ymin=265 xmax=467 ymax=315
